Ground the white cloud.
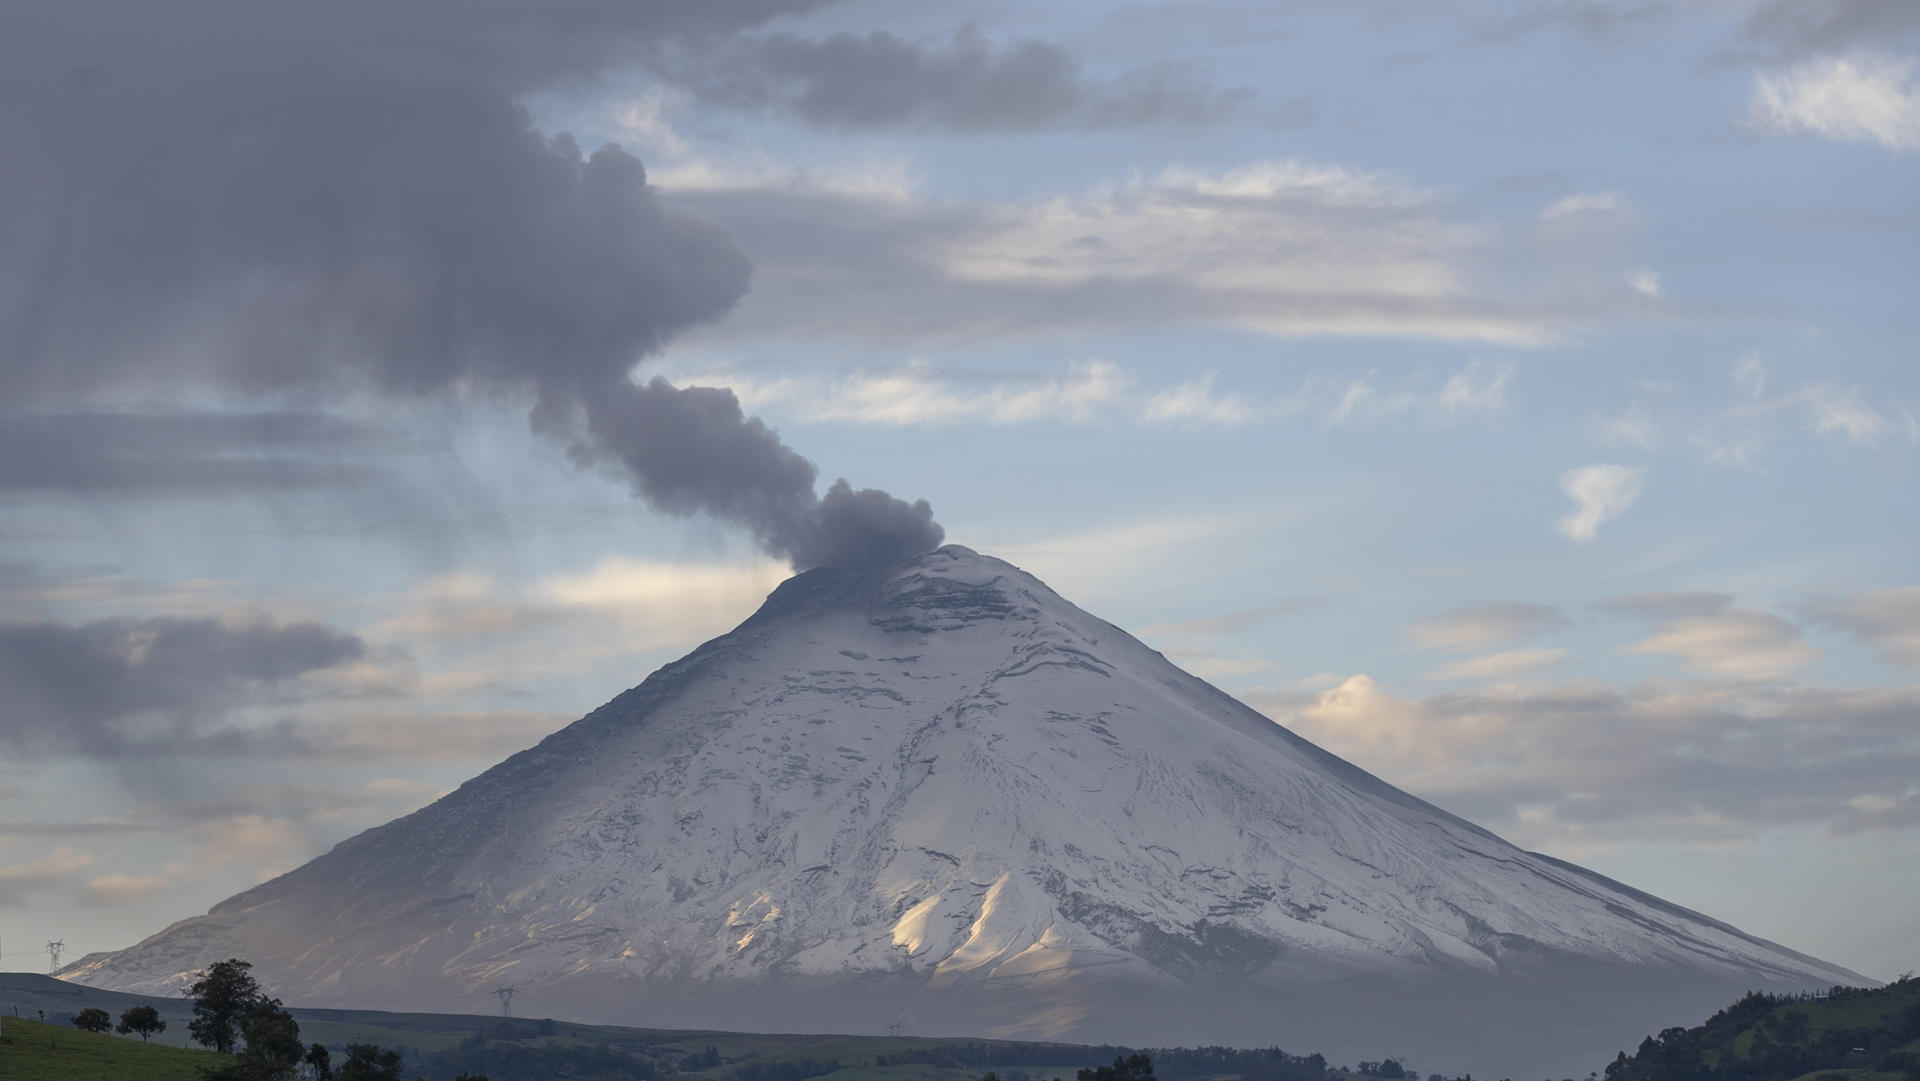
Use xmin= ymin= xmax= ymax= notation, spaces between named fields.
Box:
xmin=1598 ymin=402 xmax=1659 ymax=449
xmin=1698 ymin=358 xmax=1903 ymax=464
xmin=1541 ymin=191 xmax=1629 ymax=220
xmin=689 ymin=359 xmax=1509 ymax=431
xmin=1319 ymin=362 xmax=1516 ymax=426
xmin=1423 ymin=647 xmax=1567 ymax=682
xmin=1406 ymin=602 xmax=1565 ymax=652
xmin=1143 ymin=375 xmax=1255 ymax=425
xmin=1803 ymin=382 xmax=1895 ymax=444
xmin=1732 ymin=353 xmax=1768 ymax=400
xmin=671 ymin=154 xmax=1661 ymax=351
xmin=693 ymin=360 xmax=1140 ymax=427
xmin=611 ymin=89 xmax=689 ymax=157
xmin=86 ymin=872 xmax=179 ymax=905
xmin=988 ymin=513 xmax=1254 ymax=606
xmin=0 ymin=844 xmax=95 ymax=882
xmin=1436 ymin=359 xmax=1516 ymax=416
xmin=1556 ymin=464 xmax=1645 ymax=541
xmin=653 ymin=153 xmax=924 ymax=202
xmin=1748 ymin=52 xmax=1920 ymax=151
xmin=1254 ymin=673 xmax=1920 ymax=849
xmin=537 ymin=557 xmax=791 ymax=641
xmin=1626 ymin=269 xmax=1662 ymax=297
xmin=1623 ymin=609 xmax=1819 ymax=678
xmin=1807 ymin=586 xmax=1920 ymax=671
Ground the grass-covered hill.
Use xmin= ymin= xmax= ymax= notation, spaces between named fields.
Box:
xmin=1599 ymin=976 xmax=1920 ymax=1081
xmin=0 ymin=1014 xmax=224 ymax=1080
xmin=3 ymin=972 xmax=1422 ymax=1081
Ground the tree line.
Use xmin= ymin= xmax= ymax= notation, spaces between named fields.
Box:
xmin=158 ymin=957 xmax=488 ymax=1081
xmin=1599 ymin=976 xmax=1920 ymax=1081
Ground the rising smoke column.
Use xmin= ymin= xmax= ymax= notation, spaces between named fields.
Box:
xmin=0 ymin=0 xmax=940 ymax=569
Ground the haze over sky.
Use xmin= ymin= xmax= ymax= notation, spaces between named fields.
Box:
xmin=1 ymin=0 xmax=1916 ymax=985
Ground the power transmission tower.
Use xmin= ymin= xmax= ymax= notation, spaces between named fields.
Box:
xmin=886 ymin=1021 xmax=904 ymax=1037
xmin=47 ymin=940 xmax=64 ymax=974
xmin=494 ymin=986 xmax=517 ymax=1018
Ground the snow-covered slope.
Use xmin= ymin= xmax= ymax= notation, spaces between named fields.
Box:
xmin=68 ymin=546 xmax=1865 ymax=1074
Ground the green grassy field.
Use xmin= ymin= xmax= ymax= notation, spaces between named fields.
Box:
xmin=0 ymin=971 xmax=1149 ymax=1081
xmin=1720 ymin=982 xmax=1920 ymax=1062
xmin=0 ymin=1015 xmax=223 ymax=1081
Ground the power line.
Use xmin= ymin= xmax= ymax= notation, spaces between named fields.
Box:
xmin=494 ymin=986 xmax=517 ymax=1018
xmin=46 ymin=940 xmax=64 ymax=975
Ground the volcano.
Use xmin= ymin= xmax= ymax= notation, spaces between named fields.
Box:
xmin=67 ymin=546 xmax=1864 ymax=1074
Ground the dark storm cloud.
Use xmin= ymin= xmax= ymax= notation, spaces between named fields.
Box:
xmin=666 ymin=24 xmax=1248 ymax=131
xmin=0 ymin=0 xmax=939 ymax=569
xmin=0 ymin=614 xmax=366 ymax=756
xmin=0 ymin=412 xmax=393 ymax=494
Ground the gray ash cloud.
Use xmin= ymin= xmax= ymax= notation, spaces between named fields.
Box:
xmin=0 ymin=0 xmax=939 ymax=569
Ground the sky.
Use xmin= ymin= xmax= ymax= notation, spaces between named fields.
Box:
xmin=1 ymin=0 xmax=1916 ymax=984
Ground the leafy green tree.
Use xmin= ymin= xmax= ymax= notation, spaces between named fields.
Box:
xmin=242 ymin=1003 xmax=305 ymax=1078
xmin=203 ymin=1001 xmax=305 ymax=1081
xmin=336 ymin=1042 xmax=405 ymax=1081
xmin=305 ymin=1042 xmax=334 ymax=1080
xmin=187 ymin=958 xmax=267 ymax=1054
xmin=117 ymin=1004 xmax=167 ymax=1041
xmin=71 ymin=1006 xmax=113 ymax=1033
xmin=1077 ymin=1054 xmax=1155 ymax=1081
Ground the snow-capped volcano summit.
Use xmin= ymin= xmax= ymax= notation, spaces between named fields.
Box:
xmin=69 ymin=546 xmax=1863 ymax=1074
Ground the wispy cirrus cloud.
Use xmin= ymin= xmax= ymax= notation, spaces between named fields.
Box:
xmin=1695 ymin=356 xmax=1914 ymax=466
xmin=680 ymin=358 xmax=1514 ymax=431
xmin=1747 ymin=52 xmax=1920 ymax=152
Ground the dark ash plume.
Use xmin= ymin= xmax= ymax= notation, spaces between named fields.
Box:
xmin=0 ymin=0 xmax=940 ymax=570
xmin=573 ymin=377 xmax=942 ymax=567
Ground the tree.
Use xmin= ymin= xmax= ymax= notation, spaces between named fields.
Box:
xmin=117 ymin=1004 xmax=167 ymax=1041
xmin=240 ymin=1003 xmax=305 ymax=1079
xmin=305 ymin=1042 xmax=334 ymax=1080
xmin=336 ymin=1042 xmax=405 ymax=1081
xmin=1077 ymin=1054 xmax=1155 ymax=1081
xmin=71 ymin=1007 xmax=113 ymax=1033
xmin=187 ymin=958 xmax=267 ymax=1054
xmin=204 ymin=1000 xmax=305 ymax=1081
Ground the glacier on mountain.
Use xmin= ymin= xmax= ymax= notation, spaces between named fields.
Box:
xmin=67 ymin=546 xmax=1865 ymax=1075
